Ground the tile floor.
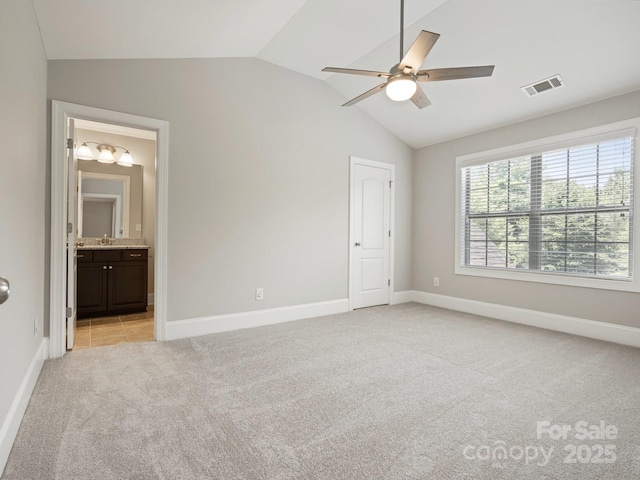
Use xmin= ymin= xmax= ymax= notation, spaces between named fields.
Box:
xmin=73 ymin=307 xmax=154 ymax=350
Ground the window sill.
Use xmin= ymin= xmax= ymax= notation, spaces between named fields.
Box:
xmin=455 ymin=265 xmax=639 ymax=293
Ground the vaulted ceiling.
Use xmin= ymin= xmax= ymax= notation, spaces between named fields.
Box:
xmin=33 ymin=0 xmax=640 ymax=148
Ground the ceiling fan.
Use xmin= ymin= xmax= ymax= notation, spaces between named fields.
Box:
xmin=322 ymin=0 xmax=495 ymax=109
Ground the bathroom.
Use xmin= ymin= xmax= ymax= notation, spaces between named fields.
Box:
xmin=72 ymin=120 xmax=157 ymax=350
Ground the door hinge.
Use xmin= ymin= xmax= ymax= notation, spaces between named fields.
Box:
xmin=67 ymin=222 xmax=73 ymax=234
xmin=388 ymin=279 xmax=391 ymax=286
xmin=388 ymin=230 xmax=391 ymax=237
xmin=389 ymin=180 xmax=393 ymax=188
xmin=67 ymin=138 xmax=74 ymax=149
xmin=66 ymin=307 xmax=72 ymax=317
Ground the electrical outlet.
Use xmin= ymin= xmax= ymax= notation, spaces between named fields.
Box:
xmin=433 ymin=277 xmax=440 ymax=287
xmin=256 ymin=288 xmax=264 ymax=300
xmin=34 ymin=318 xmax=38 ymax=337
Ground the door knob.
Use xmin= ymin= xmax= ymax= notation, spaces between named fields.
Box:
xmin=0 ymin=276 xmax=9 ymax=305
xmin=355 ymin=242 xmax=361 ymax=247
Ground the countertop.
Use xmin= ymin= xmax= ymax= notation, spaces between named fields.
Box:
xmin=77 ymin=244 xmax=150 ymax=250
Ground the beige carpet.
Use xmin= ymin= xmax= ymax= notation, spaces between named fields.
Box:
xmin=3 ymin=303 xmax=640 ymax=479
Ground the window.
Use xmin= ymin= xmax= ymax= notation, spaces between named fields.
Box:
xmin=456 ymin=121 xmax=639 ymax=291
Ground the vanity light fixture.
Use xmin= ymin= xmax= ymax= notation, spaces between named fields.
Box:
xmin=117 ymin=150 xmax=133 ymax=167
xmin=75 ymin=143 xmax=93 ymax=160
xmin=75 ymin=142 xmax=134 ymax=167
xmin=97 ymin=144 xmax=116 ymax=163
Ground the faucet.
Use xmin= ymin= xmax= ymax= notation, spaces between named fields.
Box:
xmin=101 ymin=234 xmax=112 ymax=246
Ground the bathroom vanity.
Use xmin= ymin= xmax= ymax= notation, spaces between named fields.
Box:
xmin=77 ymin=246 xmax=149 ymax=318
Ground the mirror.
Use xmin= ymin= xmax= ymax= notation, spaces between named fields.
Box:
xmin=79 ymin=172 xmax=129 ymax=237
xmin=77 ymin=163 xmax=143 ymax=239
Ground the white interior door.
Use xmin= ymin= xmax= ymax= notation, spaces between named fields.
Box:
xmin=66 ymin=119 xmax=78 ymax=350
xmin=350 ymin=159 xmax=392 ymax=309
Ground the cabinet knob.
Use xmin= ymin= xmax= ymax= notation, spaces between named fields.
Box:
xmin=108 ymin=266 xmax=113 ymax=270
xmin=103 ymin=266 xmax=107 ymax=270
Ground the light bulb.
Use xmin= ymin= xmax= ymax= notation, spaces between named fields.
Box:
xmin=117 ymin=151 xmax=133 ymax=167
xmin=386 ymin=76 xmax=417 ymax=102
xmin=76 ymin=143 xmax=93 ymax=160
xmin=97 ymin=146 xmax=115 ymax=163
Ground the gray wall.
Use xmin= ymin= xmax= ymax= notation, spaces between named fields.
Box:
xmin=413 ymin=89 xmax=640 ymax=328
xmin=0 ymin=0 xmax=47 ymax=442
xmin=48 ymin=58 xmax=413 ymax=321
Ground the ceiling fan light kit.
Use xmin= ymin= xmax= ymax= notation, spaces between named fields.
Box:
xmin=386 ymin=75 xmax=417 ymax=101
xmin=322 ymin=0 xmax=495 ymax=109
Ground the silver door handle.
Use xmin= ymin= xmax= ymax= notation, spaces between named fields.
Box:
xmin=0 ymin=276 xmax=9 ymax=305
xmin=354 ymin=242 xmax=361 ymax=247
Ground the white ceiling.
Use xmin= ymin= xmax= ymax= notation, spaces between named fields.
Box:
xmin=33 ymin=0 xmax=640 ymax=149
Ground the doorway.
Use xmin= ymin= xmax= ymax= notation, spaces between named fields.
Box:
xmin=349 ymin=156 xmax=395 ymax=310
xmin=50 ymin=101 xmax=169 ymax=358
xmin=73 ymin=121 xmax=156 ymax=350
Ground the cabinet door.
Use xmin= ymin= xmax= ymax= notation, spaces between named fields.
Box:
xmin=108 ymin=263 xmax=147 ymax=311
xmin=77 ymin=263 xmax=108 ymax=316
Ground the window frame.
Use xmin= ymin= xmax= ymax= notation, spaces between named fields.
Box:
xmin=455 ymin=118 xmax=640 ymax=293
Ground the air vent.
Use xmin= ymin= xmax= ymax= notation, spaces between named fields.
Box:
xmin=521 ymin=74 xmax=565 ymax=97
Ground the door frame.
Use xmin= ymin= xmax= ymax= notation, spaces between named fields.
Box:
xmin=50 ymin=101 xmax=169 ymax=358
xmin=348 ymin=156 xmax=395 ymax=311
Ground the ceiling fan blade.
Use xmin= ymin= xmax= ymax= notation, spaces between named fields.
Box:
xmin=322 ymin=67 xmax=390 ymax=78
xmin=399 ymin=30 xmax=440 ymax=73
xmin=410 ymin=85 xmax=431 ymax=109
xmin=342 ymin=83 xmax=387 ymax=107
xmin=417 ymin=65 xmax=495 ymax=82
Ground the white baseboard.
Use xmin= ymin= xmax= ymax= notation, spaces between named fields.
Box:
xmin=0 ymin=338 xmax=48 ymax=476
xmin=166 ymin=299 xmax=349 ymax=341
xmin=147 ymin=293 xmax=154 ymax=306
xmin=410 ymin=290 xmax=640 ymax=349
xmin=391 ymin=290 xmax=413 ymax=305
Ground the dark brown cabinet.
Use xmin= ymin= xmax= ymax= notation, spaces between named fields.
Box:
xmin=77 ymin=249 xmax=148 ymax=318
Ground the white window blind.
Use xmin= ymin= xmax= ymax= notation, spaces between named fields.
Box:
xmin=460 ymin=133 xmax=635 ymax=280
